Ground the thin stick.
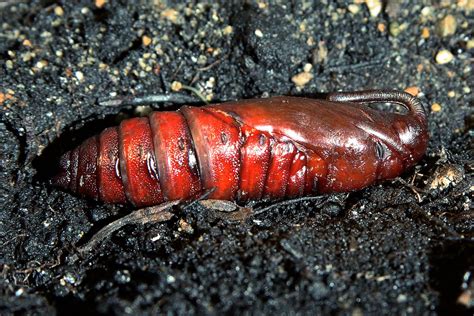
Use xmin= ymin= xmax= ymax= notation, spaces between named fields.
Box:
xmin=183 ymin=188 xmax=216 ymax=210
xmin=98 ymin=93 xmax=202 ymax=107
xmin=324 ymin=59 xmax=386 ymax=72
xmin=181 ymin=85 xmax=210 ymax=104
xmin=76 ymin=201 xmax=180 ymax=255
xmin=253 ymin=196 xmax=329 ymax=216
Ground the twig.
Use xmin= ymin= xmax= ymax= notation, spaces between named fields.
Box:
xmin=324 ymin=59 xmax=386 ymax=72
xmin=253 ymin=196 xmax=329 ymax=216
xmin=76 ymin=201 xmax=180 ymax=255
xmin=181 ymin=85 xmax=210 ymax=104
xmin=98 ymin=93 xmax=202 ymax=107
xmin=182 ymin=188 xmax=216 ymax=210
xmin=197 ymin=54 xmax=229 ymax=71
xmin=395 ymin=177 xmax=427 ymax=203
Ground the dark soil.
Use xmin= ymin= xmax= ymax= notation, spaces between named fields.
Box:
xmin=1 ymin=1 xmax=473 ymax=315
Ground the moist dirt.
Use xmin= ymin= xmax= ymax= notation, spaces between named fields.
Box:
xmin=0 ymin=1 xmax=472 ymax=315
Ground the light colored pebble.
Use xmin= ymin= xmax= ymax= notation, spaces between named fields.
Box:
xmin=435 ymin=49 xmax=454 ymax=64
xmin=347 ymin=4 xmax=360 ymax=14
xmin=138 ymin=59 xmax=147 ymax=69
xmin=377 ymin=23 xmax=386 ymax=33
xmin=437 ymin=15 xmax=457 ymax=37
xmin=178 ymin=219 xmax=194 ymax=234
xmin=299 ymin=22 xmax=306 ymax=32
xmin=142 ymin=35 xmax=152 ymax=46
xmin=54 ymin=6 xmax=64 ymax=16
xmin=171 ymin=81 xmax=182 ymax=91
xmin=22 ymin=39 xmax=32 ymax=47
xmin=312 ymin=41 xmax=328 ymax=64
xmin=431 ymin=103 xmax=442 ymax=112
xmin=421 ymin=6 xmax=433 ymax=16
xmin=35 ymin=60 xmax=48 ymax=69
xmin=396 ymin=294 xmax=407 ymax=303
xmin=365 ymin=0 xmax=382 ymax=17
xmin=467 ymin=39 xmax=474 ymax=49
xmin=389 ymin=22 xmax=407 ymax=37
xmin=161 ymin=8 xmax=179 ymax=23
xmin=421 ymin=27 xmax=430 ymax=39
xmin=457 ymin=290 xmax=472 ymax=307
xmin=457 ymin=0 xmax=474 ymax=11
xmin=223 ymin=25 xmax=233 ymax=35
xmin=292 ymin=71 xmax=313 ymax=87
xmin=95 ymin=0 xmax=107 ymax=8
xmin=255 ymin=29 xmax=263 ymax=37
xmin=75 ymin=71 xmax=84 ymax=82
xmin=428 ymin=165 xmax=464 ymax=190
xmin=404 ymin=86 xmax=420 ymax=96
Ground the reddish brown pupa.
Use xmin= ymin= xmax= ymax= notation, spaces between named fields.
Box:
xmin=52 ymin=90 xmax=428 ymax=207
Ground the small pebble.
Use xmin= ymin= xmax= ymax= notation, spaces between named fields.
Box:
xmin=291 ymin=71 xmax=313 ymax=88
xmin=428 ymin=165 xmax=464 ymax=190
xmin=437 ymin=15 xmax=457 ymax=37
xmin=448 ymin=91 xmax=456 ymax=98
xmin=161 ymin=8 xmax=179 ymax=23
xmin=467 ymin=39 xmax=474 ymax=50
xmin=377 ymin=23 xmax=386 ymax=33
xmin=299 ymin=22 xmax=306 ymax=32
xmin=75 ymin=71 xmax=84 ymax=82
xmin=312 ymin=41 xmax=328 ymax=64
xmin=431 ymin=103 xmax=442 ymax=112
xmin=95 ymin=0 xmax=107 ymax=8
xmin=303 ymin=63 xmax=312 ymax=73
xmin=435 ymin=49 xmax=454 ymax=64
xmin=365 ymin=0 xmax=382 ymax=17
xmin=35 ymin=60 xmax=48 ymax=69
xmin=421 ymin=27 xmax=430 ymax=39
xmin=178 ymin=219 xmax=194 ymax=234
xmin=396 ymin=294 xmax=407 ymax=303
xmin=223 ymin=25 xmax=233 ymax=35
xmin=54 ymin=6 xmax=64 ymax=16
xmin=421 ymin=6 xmax=433 ymax=17
xmin=171 ymin=81 xmax=182 ymax=91
xmin=255 ymin=29 xmax=264 ymax=38
xmin=389 ymin=22 xmax=406 ymax=37
xmin=347 ymin=4 xmax=360 ymax=14
xmin=166 ymin=275 xmax=176 ymax=283
xmin=404 ymin=86 xmax=420 ymax=96
xmin=138 ymin=58 xmax=147 ymax=70
xmin=142 ymin=35 xmax=152 ymax=46
xmin=457 ymin=0 xmax=474 ymax=10
xmin=15 ymin=288 xmax=25 ymax=297
xmin=6 ymin=60 xmax=13 ymax=69
xmin=22 ymin=39 xmax=32 ymax=47
xmin=457 ymin=290 xmax=472 ymax=307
